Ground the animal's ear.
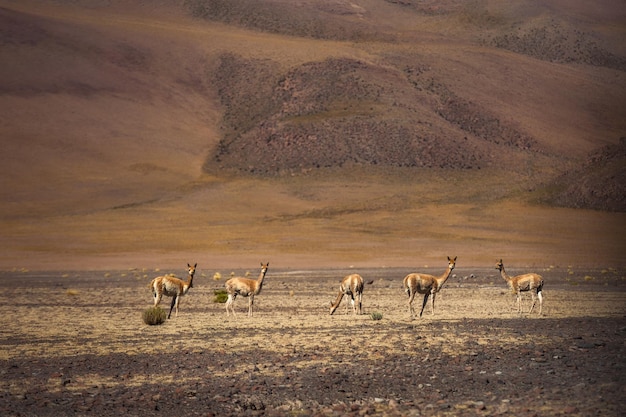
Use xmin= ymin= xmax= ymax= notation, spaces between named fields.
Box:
xmin=454 ymin=256 xmax=457 ymax=261
xmin=194 ymin=263 xmax=197 ymax=268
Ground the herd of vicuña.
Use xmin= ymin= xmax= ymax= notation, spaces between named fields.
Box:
xmin=148 ymin=257 xmax=545 ymax=320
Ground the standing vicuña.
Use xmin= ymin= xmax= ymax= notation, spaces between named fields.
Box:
xmin=329 ymin=274 xmax=364 ymax=315
xmin=403 ymin=256 xmax=456 ymax=318
xmin=149 ymin=263 xmax=197 ymax=319
xmin=496 ymin=259 xmax=543 ymax=315
xmin=225 ymin=262 xmax=269 ymax=317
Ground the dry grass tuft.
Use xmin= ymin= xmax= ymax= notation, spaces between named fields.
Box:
xmin=142 ymin=307 xmax=167 ymax=325
xmin=214 ymin=289 xmax=228 ymax=304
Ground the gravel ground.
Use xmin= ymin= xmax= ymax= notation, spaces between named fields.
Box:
xmin=1 ymin=266 xmax=624 ymax=416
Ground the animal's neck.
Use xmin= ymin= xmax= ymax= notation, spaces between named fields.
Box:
xmin=436 ymin=267 xmax=453 ymax=288
xmin=499 ymin=267 xmax=511 ymax=282
xmin=255 ymin=270 xmax=267 ymax=293
xmin=331 ymin=291 xmax=344 ymax=308
xmin=184 ymin=273 xmax=194 ymax=291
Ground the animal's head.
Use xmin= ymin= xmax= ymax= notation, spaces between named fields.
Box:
xmin=261 ymin=262 xmax=269 ymax=273
xmin=495 ymin=259 xmax=504 ymax=271
xmin=187 ymin=263 xmax=197 ymax=287
xmin=447 ymin=256 xmax=457 ymax=270
xmin=329 ymin=302 xmax=338 ymax=315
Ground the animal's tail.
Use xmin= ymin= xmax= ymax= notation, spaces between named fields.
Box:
xmin=148 ymin=279 xmax=157 ymax=297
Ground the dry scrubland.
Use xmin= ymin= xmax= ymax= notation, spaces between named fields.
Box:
xmin=1 ymin=1 xmax=625 ymax=414
xmin=1 ymin=267 xmax=625 ymax=416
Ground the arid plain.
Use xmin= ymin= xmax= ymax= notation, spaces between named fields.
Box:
xmin=1 ymin=266 xmax=625 ymax=416
xmin=1 ymin=0 xmax=625 ymax=416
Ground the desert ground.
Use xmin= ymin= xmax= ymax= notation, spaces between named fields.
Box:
xmin=1 ymin=1 xmax=625 ymax=415
xmin=1 ymin=265 xmax=625 ymax=416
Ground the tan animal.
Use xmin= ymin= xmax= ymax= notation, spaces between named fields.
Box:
xmin=149 ymin=263 xmax=196 ymax=319
xmin=496 ymin=259 xmax=544 ymax=315
xmin=403 ymin=256 xmax=456 ymax=318
xmin=329 ymin=274 xmax=364 ymax=315
xmin=225 ymin=262 xmax=269 ymax=317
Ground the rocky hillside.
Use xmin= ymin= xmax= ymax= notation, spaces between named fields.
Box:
xmin=545 ymin=138 xmax=626 ymax=212
xmin=207 ymin=53 xmax=544 ymax=175
xmin=189 ymin=0 xmax=625 ymax=211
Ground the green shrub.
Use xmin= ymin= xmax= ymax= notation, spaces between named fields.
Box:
xmin=214 ymin=289 xmax=228 ymax=303
xmin=142 ymin=307 xmax=167 ymax=325
xmin=370 ymin=312 xmax=383 ymax=321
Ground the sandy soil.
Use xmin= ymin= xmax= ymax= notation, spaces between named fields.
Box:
xmin=1 ymin=266 xmax=624 ymax=416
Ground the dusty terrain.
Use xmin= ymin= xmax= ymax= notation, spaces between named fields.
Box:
xmin=1 ymin=265 xmax=625 ymax=416
xmin=0 ymin=2 xmax=625 ymax=414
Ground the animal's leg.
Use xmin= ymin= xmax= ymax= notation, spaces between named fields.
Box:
xmin=537 ymin=290 xmax=543 ymax=315
xmin=248 ymin=295 xmax=254 ymax=317
xmin=407 ymin=290 xmax=416 ymax=318
xmin=420 ymin=293 xmax=430 ymax=317
xmin=529 ymin=290 xmax=537 ymax=314
xmin=430 ymin=292 xmax=436 ymax=316
xmin=174 ymin=295 xmax=181 ymax=317
xmin=168 ymin=295 xmax=177 ymax=319
xmin=153 ymin=288 xmax=162 ymax=308
xmin=225 ymin=294 xmax=236 ymax=316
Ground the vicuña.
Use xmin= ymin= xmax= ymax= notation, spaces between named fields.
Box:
xmin=496 ymin=259 xmax=543 ymax=315
xmin=225 ymin=262 xmax=269 ymax=317
xmin=403 ymin=256 xmax=456 ymax=318
xmin=329 ymin=273 xmax=364 ymax=315
xmin=149 ymin=263 xmax=197 ymax=319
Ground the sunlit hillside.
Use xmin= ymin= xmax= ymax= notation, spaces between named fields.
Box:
xmin=0 ymin=0 xmax=624 ymax=270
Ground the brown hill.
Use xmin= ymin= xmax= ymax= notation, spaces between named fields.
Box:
xmin=196 ymin=0 xmax=625 ymax=178
xmin=544 ymin=137 xmax=626 ymax=212
xmin=0 ymin=0 xmax=624 ymax=270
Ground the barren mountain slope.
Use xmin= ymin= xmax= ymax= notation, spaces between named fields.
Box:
xmin=199 ymin=0 xmax=626 ymax=174
xmin=0 ymin=0 xmax=624 ymax=270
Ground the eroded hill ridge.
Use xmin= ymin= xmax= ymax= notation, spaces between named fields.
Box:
xmin=208 ymin=55 xmax=541 ymax=175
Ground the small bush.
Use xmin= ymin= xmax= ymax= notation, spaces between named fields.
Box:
xmin=66 ymin=289 xmax=79 ymax=296
xmin=214 ymin=289 xmax=228 ymax=303
xmin=371 ymin=312 xmax=383 ymax=321
xmin=142 ymin=307 xmax=167 ymax=325
xmin=213 ymin=272 xmax=222 ymax=280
